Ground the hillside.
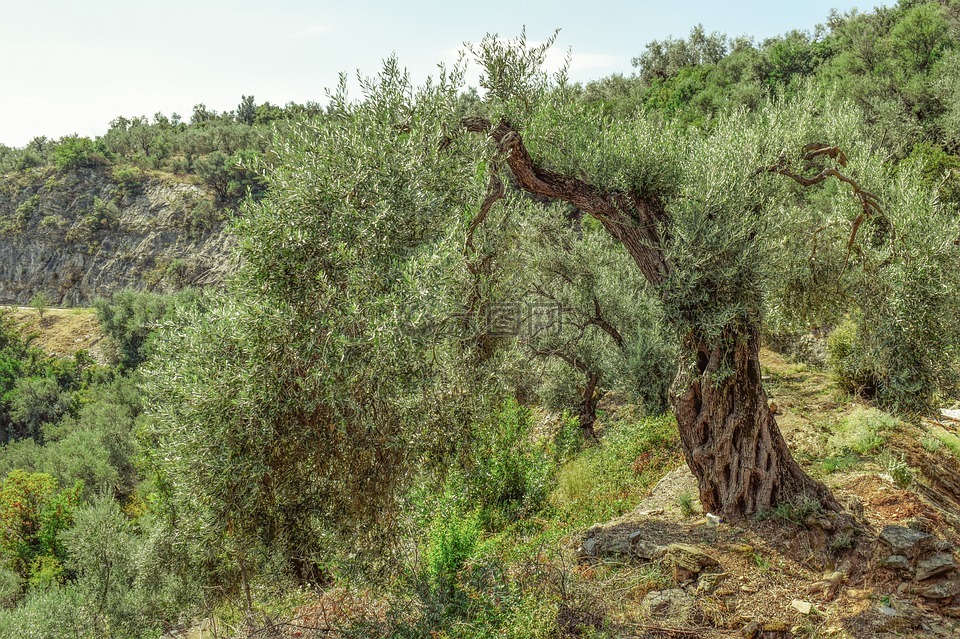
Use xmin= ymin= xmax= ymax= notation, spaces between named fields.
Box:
xmin=0 ymin=165 xmax=234 ymax=306
xmin=228 ymin=351 xmax=960 ymax=639
xmin=4 ymin=306 xmax=109 ymax=362
xmin=0 ymin=2 xmax=959 ymax=638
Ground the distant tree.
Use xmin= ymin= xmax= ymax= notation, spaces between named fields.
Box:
xmin=28 ymin=291 xmax=52 ymax=322
xmin=52 ymin=136 xmax=106 ymax=171
xmin=236 ymin=95 xmax=256 ymax=125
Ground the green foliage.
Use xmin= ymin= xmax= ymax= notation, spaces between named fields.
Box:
xmin=7 ymin=376 xmax=74 ymax=443
xmin=28 ymin=291 xmax=52 ymax=321
xmin=827 ymin=319 xmax=879 ymax=396
xmin=880 ymin=453 xmax=913 ymax=488
xmin=676 ymin=492 xmax=696 ymax=517
xmin=454 ymin=399 xmax=554 ymax=530
xmin=827 ymin=406 xmax=901 ymax=456
xmin=550 ymin=415 xmax=679 ymax=522
xmin=0 ymin=470 xmax=81 ymax=582
xmin=52 ymin=136 xmax=107 ymax=171
xmin=425 ymin=508 xmax=483 ymax=591
xmin=766 ymin=496 xmax=825 ymax=526
xmin=94 ymin=289 xmax=195 ymax=369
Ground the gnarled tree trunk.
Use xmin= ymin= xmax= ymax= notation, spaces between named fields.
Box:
xmin=465 ymin=116 xmax=841 ymax=520
xmin=672 ymin=327 xmax=839 ymax=518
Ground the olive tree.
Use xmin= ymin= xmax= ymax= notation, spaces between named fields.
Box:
xmin=146 ymin=36 xmax=959 ymax=599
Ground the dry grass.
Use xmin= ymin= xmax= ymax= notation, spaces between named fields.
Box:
xmin=3 ymin=305 xmax=112 ymax=363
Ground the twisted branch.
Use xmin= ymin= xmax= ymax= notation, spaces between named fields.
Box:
xmin=762 ymin=144 xmax=887 ymax=280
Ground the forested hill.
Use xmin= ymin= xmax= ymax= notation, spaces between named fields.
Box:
xmin=0 ymin=3 xmax=959 ymax=639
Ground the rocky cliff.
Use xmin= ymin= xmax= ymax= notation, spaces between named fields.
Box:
xmin=0 ymin=166 xmax=235 ymax=306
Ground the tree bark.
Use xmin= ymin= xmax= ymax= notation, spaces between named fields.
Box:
xmin=579 ymin=370 xmax=600 ymax=441
xmin=672 ymin=327 xmax=839 ymax=517
xmin=465 ymin=117 xmax=840 ymax=519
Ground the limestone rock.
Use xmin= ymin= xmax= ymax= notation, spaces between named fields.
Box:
xmin=641 ymin=588 xmax=693 ymax=621
xmin=879 ymin=525 xmax=934 ymax=558
xmin=881 ymin=555 xmax=911 ymax=571
xmin=791 ymin=599 xmax=813 ymax=615
xmin=664 ymin=543 xmax=720 ymax=582
xmin=920 ymin=578 xmax=960 ymax=600
xmin=915 ymin=553 xmax=955 ymax=581
xmin=739 ymin=620 xmax=760 ymax=638
xmin=697 ymin=569 xmax=727 ymax=595
xmin=0 ymin=168 xmax=234 ymax=306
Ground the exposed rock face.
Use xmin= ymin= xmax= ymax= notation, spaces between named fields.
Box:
xmin=0 ymin=166 xmax=235 ymax=306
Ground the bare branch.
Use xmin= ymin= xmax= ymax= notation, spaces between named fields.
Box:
xmin=762 ymin=146 xmax=889 ymax=281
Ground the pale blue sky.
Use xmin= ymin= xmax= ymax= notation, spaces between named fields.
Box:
xmin=0 ymin=1 xmax=884 ymax=147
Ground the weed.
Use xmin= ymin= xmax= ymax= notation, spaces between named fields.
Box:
xmin=676 ymin=492 xmax=696 ymax=517
xmin=819 ymin=454 xmax=859 ymax=474
xmin=752 ymin=553 xmax=771 ymax=572
xmin=880 ymin=453 xmax=913 ymax=489
xmin=826 ymin=407 xmax=901 ymax=456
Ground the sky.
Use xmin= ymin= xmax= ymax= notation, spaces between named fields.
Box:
xmin=0 ymin=0 xmax=886 ymax=148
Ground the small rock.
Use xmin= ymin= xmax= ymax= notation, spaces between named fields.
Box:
xmin=664 ymin=543 xmax=720 ymax=583
xmin=935 ymin=539 xmax=955 ymax=553
xmin=879 ymin=525 xmax=933 ymax=558
xmin=941 ymin=408 xmax=960 ymax=421
xmin=881 ymin=555 xmax=911 ymax=571
xmin=642 ymin=588 xmax=693 ymax=620
xmin=916 ymin=553 xmax=955 ymax=581
xmin=581 ymin=537 xmax=597 ymax=557
xmin=603 ymin=537 xmax=631 ymax=557
xmin=740 ymin=620 xmax=760 ymax=638
xmin=728 ymin=543 xmax=755 ymax=554
xmin=629 ymin=531 xmax=665 ymax=560
xmin=878 ymin=605 xmax=898 ymax=616
xmin=697 ymin=569 xmax=727 ymax=595
xmin=791 ymin=599 xmax=813 ymax=615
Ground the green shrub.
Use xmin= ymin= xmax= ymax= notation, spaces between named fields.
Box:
xmin=425 ymin=508 xmax=482 ymax=591
xmin=549 ymin=414 xmax=679 ymax=522
xmin=458 ymin=398 xmax=554 ymax=530
xmin=826 ymin=319 xmax=880 ymax=398
xmin=827 ymin=407 xmax=901 ymax=456
xmin=0 ymin=471 xmax=82 ymax=581
xmin=52 ymin=136 xmax=107 ymax=171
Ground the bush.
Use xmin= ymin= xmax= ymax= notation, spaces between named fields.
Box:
xmin=425 ymin=508 xmax=482 ymax=591
xmin=52 ymin=136 xmax=107 ymax=171
xmin=0 ymin=470 xmax=81 ymax=581
xmin=826 ymin=319 xmax=880 ymax=398
xmin=458 ymin=398 xmax=554 ymax=530
xmin=94 ymin=289 xmax=198 ymax=369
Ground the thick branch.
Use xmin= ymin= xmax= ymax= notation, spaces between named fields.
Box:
xmin=464 ymin=117 xmax=670 ymax=286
